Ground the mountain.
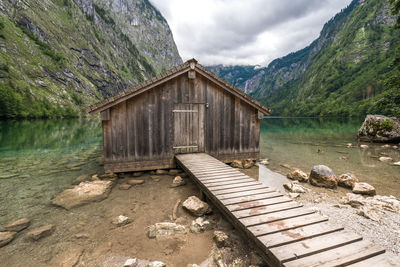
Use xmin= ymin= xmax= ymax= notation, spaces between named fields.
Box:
xmin=212 ymin=0 xmax=400 ymax=117
xmin=0 ymin=0 xmax=182 ymax=118
xmin=206 ymin=65 xmax=265 ymax=93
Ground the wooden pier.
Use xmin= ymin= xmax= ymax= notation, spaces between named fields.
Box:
xmin=175 ymin=153 xmax=397 ymax=267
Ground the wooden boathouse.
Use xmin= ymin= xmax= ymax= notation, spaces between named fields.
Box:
xmin=88 ymin=59 xmax=271 ymax=173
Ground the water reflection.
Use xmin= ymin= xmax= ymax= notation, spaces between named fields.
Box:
xmin=260 ymin=117 xmax=400 ymax=197
xmin=0 ymin=118 xmax=103 ymax=224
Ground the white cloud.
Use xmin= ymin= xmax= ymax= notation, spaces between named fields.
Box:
xmin=150 ymin=0 xmax=353 ymax=66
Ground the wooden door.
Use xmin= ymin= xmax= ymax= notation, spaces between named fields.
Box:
xmin=173 ymin=103 xmax=205 ymax=154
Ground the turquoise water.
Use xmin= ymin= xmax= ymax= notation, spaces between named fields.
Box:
xmin=260 ymin=117 xmax=400 ymax=197
xmin=0 ymin=118 xmax=103 ymax=225
xmin=0 ymin=117 xmax=399 ymax=226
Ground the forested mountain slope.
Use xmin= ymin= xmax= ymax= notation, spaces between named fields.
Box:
xmin=0 ymin=0 xmax=181 ymax=118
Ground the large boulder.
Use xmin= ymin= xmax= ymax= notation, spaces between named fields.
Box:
xmin=352 ymin=182 xmax=376 ymax=196
xmin=309 ymin=165 xmax=337 ymax=189
xmin=182 ymin=196 xmax=209 ymax=217
xmin=358 ymin=115 xmax=400 ymax=143
xmin=52 ymin=180 xmax=114 ymax=210
xmin=338 ymin=173 xmax=359 ymax=188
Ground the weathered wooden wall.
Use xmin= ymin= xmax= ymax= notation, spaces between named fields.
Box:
xmin=102 ymin=72 xmax=260 ymax=172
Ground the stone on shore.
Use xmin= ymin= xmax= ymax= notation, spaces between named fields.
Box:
xmin=132 ymin=172 xmax=144 ymax=177
xmin=357 ymin=115 xmax=400 ymax=143
xmin=127 ymin=179 xmax=145 ymax=185
xmin=338 ymin=173 xmax=359 ymax=188
xmin=213 ymin=230 xmax=229 ymax=248
xmin=230 ymin=160 xmax=243 ymax=168
xmin=309 ymin=165 xmax=337 ymax=189
xmin=119 ymin=183 xmax=132 ymax=190
xmin=242 ymin=159 xmax=255 ymax=169
xmin=341 ymin=193 xmax=400 ymax=213
xmin=182 ymin=196 xmax=209 ymax=217
xmin=283 ymin=182 xmax=308 ymax=193
xmin=147 ymin=222 xmax=186 ymax=238
xmin=286 ymin=169 xmax=308 ymax=182
xmin=2 ymin=218 xmax=30 ymax=232
xmin=26 ymin=224 xmax=55 ymax=241
xmin=155 ymin=169 xmax=168 ymax=175
xmin=123 ymin=258 xmax=137 ymax=267
xmin=168 ymin=169 xmax=181 ymax=175
xmin=0 ymin=231 xmax=16 ymax=247
xmin=147 ymin=261 xmax=166 ymax=267
xmin=259 ymin=158 xmax=269 ymax=165
xmin=190 ymin=217 xmax=215 ymax=233
xmin=112 ymin=215 xmax=132 ymax=227
xmin=379 ymin=156 xmax=392 ymax=162
xmin=394 ymin=161 xmax=400 ymax=166
xmin=352 ymin=182 xmax=376 ymax=196
xmin=171 ymin=176 xmax=186 ymax=187
xmin=52 ymin=180 xmax=114 ymax=210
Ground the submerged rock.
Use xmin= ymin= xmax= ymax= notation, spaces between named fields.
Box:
xmin=52 ymin=180 xmax=114 ymax=210
xmin=182 ymin=196 xmax=209 ymax=217
xmin=190 ymin=217 xmax=215 ymax=233
xmin=132 ymin=172 xmax=144 ymax=177
xmin=50 ymin=247 xmax=83 ymax=266
xmin=171 ymin=176 xmax=186 ymax=187
xmin=127 ymin=179 xmax=145 ymax=185
xmin=358 ymin=115 xmax=400 ymax=143
xmin=2 ymin=218 xmax=30 ymax=232
xmin=155 ymin=169 xmax=168 ymax=175
xmin=147 ymin=222 xmax=186 ymax=238
xmin=360 ymin=144 xmax=369 ymax=149
xmin=283 ymin=182 xmax=308 ymax=193
xmin=0 ymin=231 xmax=16 ymax=247
xmin=309 ymin=165 xmax=337 ymax=189
xmin=168 ymin=169 xmax=181 ymax=175
xmin=286 ymin=169 xmax=308 ymax=182
xmin=394 ymin=161 xmax=400 ymax=166
xmin=119 ymin=183 xmax=132 ymax=190
xmin=379 ymin=156 xmax=392 ymax=162
xmin=352 ymin=182 xmax=376 ymax=196
xmin=338 ymin=173 xmax=359 ymax=188
xmin=242 ymin=159 xmax=255 ymax=169
xmin=26 ymin=224 xmax=55 ymax=241
xmin=213 ymin=230 xmax=229 ymax=248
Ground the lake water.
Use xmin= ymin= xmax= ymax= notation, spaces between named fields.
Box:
xmin=0 ymin=116 xmax=399 ymax=226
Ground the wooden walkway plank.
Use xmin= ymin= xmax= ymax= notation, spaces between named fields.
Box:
xmin=231 ymin=201 xmax=301 ymax=218
xmin=270 ymin=230 xmax=363 ymax=263
xmin=239 ymin=208 xmax=316 ymax=227
xmin=207 ymin=181 xmax=262 ymax=191
xmin=174 ymin=153 xmax=394 ymax=267
xmin=212 ymin=184 xmax=269 ymax=196
xmin=259 ymin=221 xmax=344 ymax=249
xmin=220 ymin=192 xmax=283 ymax=206
xmin=227 ymin=195 xmax=294 ymax=212
xmin=247 ymin=213 xmax=329 ymax=237
xmin=284 ymin=240 xmax=385 ymax=267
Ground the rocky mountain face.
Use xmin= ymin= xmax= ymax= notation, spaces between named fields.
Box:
xmin=213 ymin=0 xmax=400 ymax=117
xmin=0 ymin=0 xmax=181 ymax=118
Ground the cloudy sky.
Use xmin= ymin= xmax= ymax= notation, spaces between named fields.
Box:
xmin=150 ymin=0 xmax=353 ymax=66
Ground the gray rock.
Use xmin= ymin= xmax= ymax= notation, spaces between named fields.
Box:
xmin=190 ymin=217 xmax=215 ymax=233
xmin=155 ymin=169 xmax=168 ymax=175
xmin=0 ymin=231 xmax=16 ymax=247
xmin=230 ymin=160 xmax=243 ymax=168
xmin=171 ymin=176 xmax=186 ymax=187
xmin=358 ymin=115 xmax=400 ymax=143
xmin=52 ymin=180 xmax=114 ymax=210
xmin=213 ymin=230 xmax=229 ymax=248
xmin=147 ymin=262 xmax=166 ymax=267
xmin=112 ymin=215 xmax=132 ymax=227
xmin=127 ymin=179 xmax=145 ymax=185
xmin=2 ymin=218 xmax=30 ymax=232
xmin=283 ymin=182 xmax=308 ymax=193
xmin=147 ymin=222 xmax=186 ymax=238
xmin=338 ymin=173 xmax=359 ymax=188
xmin=352 ymin=182 xmax=376 ymax=196
xmin=26 ymin=224 xmax=55 ymax=241
xmin=182 ymin=196 xmax=209 ymax=217
xmin=309 ymin=165 xmax=337 ymax=189
xmin=286 ymin=169 xmax=308 ymax=182
xmin=123 ymin=258 xmax=137 ymax=267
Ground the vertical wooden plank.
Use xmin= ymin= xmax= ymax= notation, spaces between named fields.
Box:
xmin=255 ymin=110 xmax=260 ymax=155
xmin=198 ymin=104 xmax=205 ymax=152
xmin=234 ymin=97 xmax=241 ymax=153
xmin=142 ymin=92 xmax=149 ymax=157
xmin=206 ymin=80 xmax=213 ymax=153
xmin=126 ymin=99 xmax=135 ymax=160
xmin=192 ymin=104 xmax=199 ymax=152
xmin=229 ymin=94 xmax=236 ymax=154
xmin=183 ymin=75 xmax=189 ymax=103
xmin=212 ymin=85 xmax=220 ymax=155
xmin=244 ymin=103 xmax=251 ymax=151
xmin=102 ymin=120 xmax=112 ymax=161
xmin=165 ymin=81 xmax=173 ymax=156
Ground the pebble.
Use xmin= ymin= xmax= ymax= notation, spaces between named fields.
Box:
xmin=112 ymin=215 xmax=132 ymax=227
xmin=379 ymin=156 xmax=393 ymax=162
xmin=26 ymin=224 xmax=55 ymax=241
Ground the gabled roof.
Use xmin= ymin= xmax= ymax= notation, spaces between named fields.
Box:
xmin=88 ymin=59 xmax=271 ymax=115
